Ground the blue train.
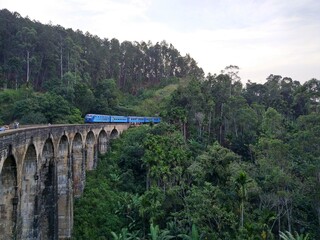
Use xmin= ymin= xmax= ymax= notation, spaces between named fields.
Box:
xmin=84 ymin=114 xmax=161 ymax=124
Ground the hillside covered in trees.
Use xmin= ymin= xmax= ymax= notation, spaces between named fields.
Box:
xmin=72 ymin=73 xmax=320 ymax=239
xmin=1 ymin=8 xmax=320 ymax=240
xmin=0 ymin=9 xmax=203 ymax=93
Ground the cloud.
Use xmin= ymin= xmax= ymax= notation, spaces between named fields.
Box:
xmin=0 ymin=0 xmax=319 ymax=83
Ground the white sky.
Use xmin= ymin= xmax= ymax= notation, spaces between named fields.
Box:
xmin=1 ymin=0 xmax=320 ymax=83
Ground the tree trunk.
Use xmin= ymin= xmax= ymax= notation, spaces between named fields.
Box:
xmin=241 ymin=202 xmax=244 ymax=228
xmin=208 ymin=110 xmax=212 ymax=140
xmin=278 ymin=204 xmax=281 ymax=236
xmin=35 ymin=55 xmax=43 ymax=90
xmin=67 ymin=52 xmax=70 ymax=72
xmin=317 ymin=171 xmax=320 ymax=227
xmin=15 ymin=75 xmax=18 ymax=90
xmin=240 ymin=185 xmax=245 ymax=228
xmin=219 ymin=103 xmax=224 ymax=144
xmin=234 ymin=117 xmax=238 ymax=138
xmin=26 ymin=50 xmax=30 ymax=84
xmin=317 ymin=207 xmax=320 ymax=228
xmin=285 ymin=197 xmax=291 ymax=233
xmin=60 ymin=43 xmax=63 ymax=80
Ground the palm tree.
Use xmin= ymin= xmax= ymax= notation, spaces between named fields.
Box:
xmin=235 ymin=171 xmax=251 ymax=228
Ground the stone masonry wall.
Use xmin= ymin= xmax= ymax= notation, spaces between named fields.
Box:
xmin=0 ymin=123 xmax=130 ymax=239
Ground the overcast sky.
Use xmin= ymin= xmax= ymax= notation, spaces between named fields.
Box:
xmin=1 ymin=0 xmax=320 ymax=83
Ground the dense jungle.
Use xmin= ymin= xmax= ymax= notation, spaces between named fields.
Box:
xmin=0 ymin=9 xmax=319 ymax=240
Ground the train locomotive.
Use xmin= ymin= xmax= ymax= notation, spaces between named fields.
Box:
xmin=84 ymin=114 xmax=161 ymax=124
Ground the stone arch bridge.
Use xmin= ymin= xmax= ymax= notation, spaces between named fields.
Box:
xmin=0 ymin=123 xmax=130 ymax=239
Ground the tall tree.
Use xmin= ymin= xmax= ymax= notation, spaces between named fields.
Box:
xmin=16 ymin=26 xmax=37 ymax=86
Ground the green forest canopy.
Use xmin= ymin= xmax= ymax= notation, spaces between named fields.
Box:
xmin=1 ymin=8 xmax=320 ymax=240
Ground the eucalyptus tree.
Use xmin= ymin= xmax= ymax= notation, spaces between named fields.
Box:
xmin=109 ymin=38 xmax=121 ymax=84
xmin=302 ymin=78 xmax=320 ymax=113
xmin=0 ymin=10 xmax=22 ymax=88
xmin=222 ymin=65 xmax=241 ymax=97
xmin=166 ymin=78 xmax=206 ymax=140
xmin=209 ymin=73 xmax=235 ymax=144
xmin=243 ymin=80 xmax=268 ymax=106
xmin=16 ymin=26 xmax=37 ymax=86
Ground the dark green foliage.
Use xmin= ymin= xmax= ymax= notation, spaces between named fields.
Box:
xmin=73 ymin=82 xmax=95 ymax=114
xmin=72 ymin=70 xmax=320 ymax=239
xmin=12 ymin=91 xmax=82 ymax=124
xmin=72 ymin=171 xmax=125 ymax=239
xmin=72 ymin=126 xmax=154 ymax=239
xmin=0 ymin=88 xmax=27 ymax=123
xmin=0 ymin=9 xmax=203 ymax=95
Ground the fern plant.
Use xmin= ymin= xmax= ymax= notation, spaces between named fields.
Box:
xmin=279 ymin=231 xmax=310 ymax=240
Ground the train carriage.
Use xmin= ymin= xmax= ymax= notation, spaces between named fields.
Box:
xmin=84 ymin=114 xmax=161 ymax=124
xmin=128 ymin=116 xmax=145 ymax=124
xmin=151 ymin=117 xmax=161 ymax=123
xmin=110 ymin=115 xmax=129 ymax=123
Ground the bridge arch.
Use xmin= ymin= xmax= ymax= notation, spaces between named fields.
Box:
xmin=57 ymin=135 xmax=72 ymax=238
xmin=85 ymin=131 xmax=96 ymax=171
xmin=20 ymin=144 xmax=38 ymax=239
xmin=0 ymin=144 xmax=14 ymax=173
xmin=72 ymin=133 xmax=84 ymax=198
xmin=0 ymin=154 xmax=18 ymax=239
xmin=110 ymin=128 xmax=119 ymax=139
xmin=98 ymin=130 xmax=108 ymax=154
xmin=39 ymin=138 xmax=57 ymax=239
